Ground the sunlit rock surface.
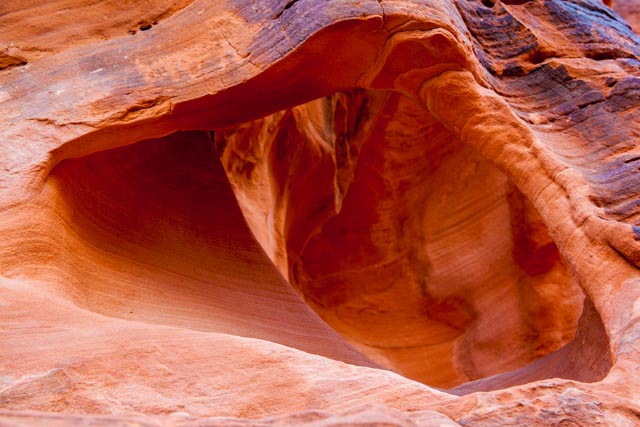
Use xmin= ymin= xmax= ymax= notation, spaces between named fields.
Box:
xmin=1 ymin=0 xmax=640 ymax=426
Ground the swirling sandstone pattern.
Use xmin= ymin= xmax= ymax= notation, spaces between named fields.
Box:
xmin=1 ymin=0 xmax=640 ymax=425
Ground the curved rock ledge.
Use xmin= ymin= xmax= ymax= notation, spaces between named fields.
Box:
xmin=2 ymin=0 xmax=640 ymax=425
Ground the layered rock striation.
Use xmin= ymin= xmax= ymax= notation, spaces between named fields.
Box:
xmin=1 ymin=0 xmax=640 ymax=425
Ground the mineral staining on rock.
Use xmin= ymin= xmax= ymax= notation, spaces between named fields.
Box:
xmin=1 ymin=0 xmax=640 ymax=426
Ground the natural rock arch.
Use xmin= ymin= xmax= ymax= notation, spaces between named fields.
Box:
xmin=2 ymin=0 xmax=640 ymax=425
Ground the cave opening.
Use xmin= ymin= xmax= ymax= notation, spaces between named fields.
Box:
xmin=212 ymin=88 xmax=611 ymax=391
xmin=44 ymin=87 xmax=611 ymax=394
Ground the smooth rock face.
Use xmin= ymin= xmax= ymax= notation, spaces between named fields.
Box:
xmin=2 ymin=0 xmax=640 ymax=426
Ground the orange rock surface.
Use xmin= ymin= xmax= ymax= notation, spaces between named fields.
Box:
xmin=1 ymin=0 xmax=640 ymax=425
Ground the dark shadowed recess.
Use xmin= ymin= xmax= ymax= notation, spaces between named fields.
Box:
xmin=49 ymin=130 xmax=377 ymax=369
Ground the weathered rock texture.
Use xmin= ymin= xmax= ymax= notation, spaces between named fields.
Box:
xmin=1 ymin=0 xmax=640 ymax=426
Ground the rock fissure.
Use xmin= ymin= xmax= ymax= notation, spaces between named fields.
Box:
xmin=274 ymin=0 xmax=300 ymax=20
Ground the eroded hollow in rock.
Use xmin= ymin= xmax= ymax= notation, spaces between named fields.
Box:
xmin=47 ymin=89 xmax=611 ymax=392
xmin=214 ymin=89 xmax=611 ymax=389
xmin=44 ymin=131 xmax=374 ymax=367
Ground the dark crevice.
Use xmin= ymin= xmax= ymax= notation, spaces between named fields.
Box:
xmin=208 ymin=130 xmax=218 ymax=152
xmin=274 ymin=0 xmax=299 ymax=19
xmin=129 ymin=19 xmax=160 ymax=35
xmin=576 ymin=98 xmax=606 ymax=111
xmin=606 ymin=78 xmax=619 ymax=88
xmin=586 ymin=49 xmax=634 ymax=61
xmin=527 ymin=48 xmax=556 ymax=65
xmin=624 ymin=156 xmax=640 ymax=164
xmin=0 ymin=53 xmax=28 ymax=70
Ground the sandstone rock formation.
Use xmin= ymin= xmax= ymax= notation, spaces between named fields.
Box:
xmin=1 ymin=0 xmax=640 ymax=425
